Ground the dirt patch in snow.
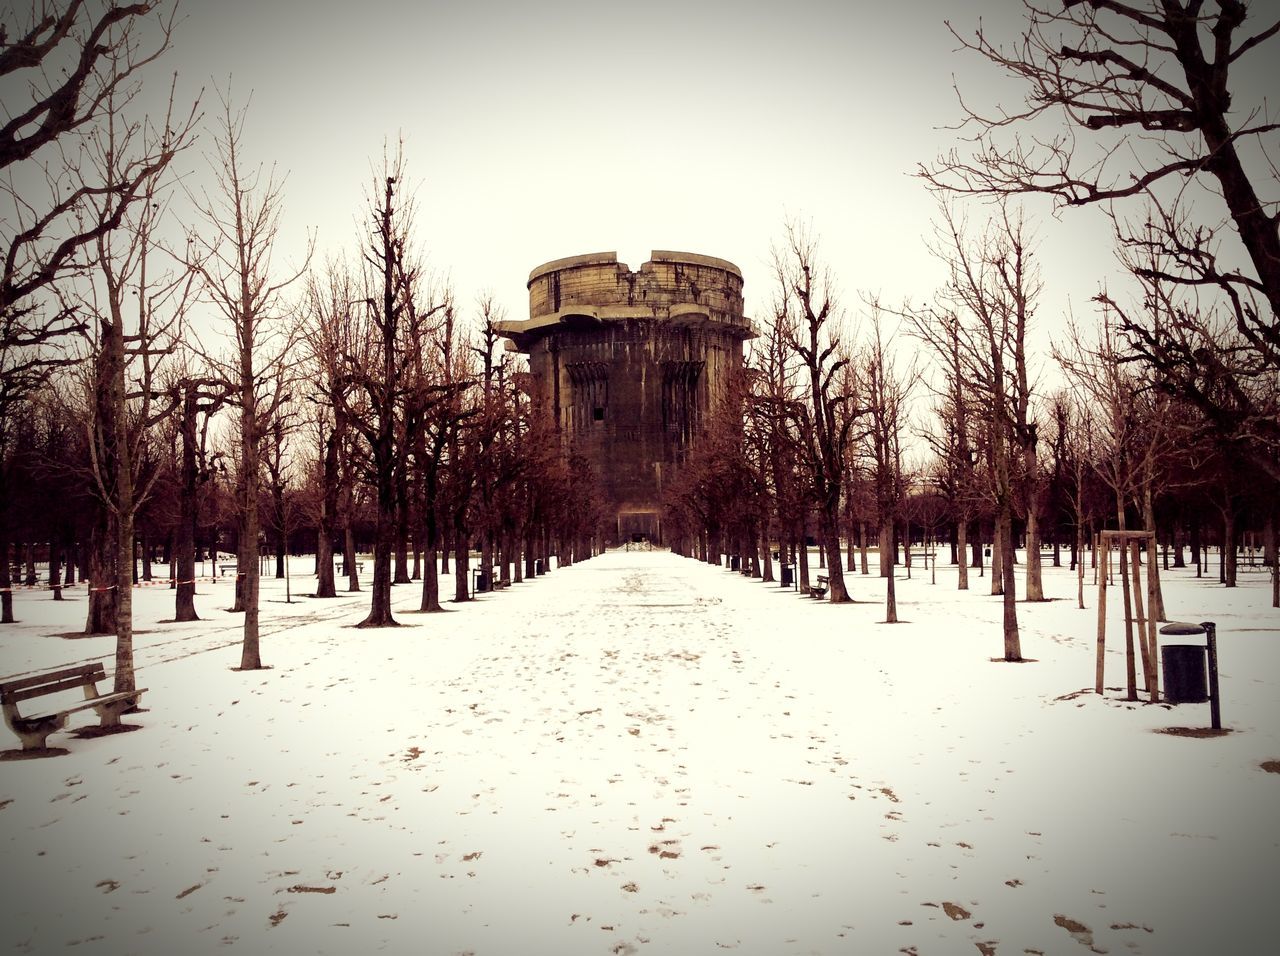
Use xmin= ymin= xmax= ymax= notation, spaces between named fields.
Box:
xmin=0 ymin=746 xmax=69 ymax=760
xmin=1053 ymin=914 xmax=1096 ymax=949
xmin=1155 ymin=726 xmax=1232 ymax=738
xmin=70 ymin=723 xmax=144 ymax=739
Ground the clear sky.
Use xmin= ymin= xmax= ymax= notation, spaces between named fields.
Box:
xmin=135 ymin=2 xmax=1135 ymax=356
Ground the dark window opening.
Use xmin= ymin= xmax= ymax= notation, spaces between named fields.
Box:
xmin=593 ymin=407 xmax=605 ymax=422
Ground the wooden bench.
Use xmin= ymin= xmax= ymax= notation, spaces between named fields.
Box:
xmin=0 ymin=663 xmax=146 ymax=751
xmin=810 ymin=574 xmax=829 ymax=599
xmin=218 ymin=563 xmax=238 ymax=577
xmin=336 ymin=560 xmax=364 ymax=576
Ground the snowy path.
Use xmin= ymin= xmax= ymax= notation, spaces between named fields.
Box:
xmin=1 ymin=549 xmax=1277 ymax=954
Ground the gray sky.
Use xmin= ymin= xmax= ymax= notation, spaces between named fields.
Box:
xmin=158 ymin=0 xmax=1126 ymax=354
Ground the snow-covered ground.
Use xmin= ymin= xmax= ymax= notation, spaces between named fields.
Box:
xmin=1 ymin=549 xmax=1276 ymax=955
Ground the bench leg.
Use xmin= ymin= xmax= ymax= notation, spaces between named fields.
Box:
xmin=9 ymin=713 xmax=66 ymax=751
xmin=92 ymin=693 xmax=143 ymax=728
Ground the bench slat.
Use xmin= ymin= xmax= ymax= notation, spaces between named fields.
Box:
xmin=0 ymin=664 xmax=106 ymax=701
xmin=21 ymin=688 xmax=148 ymax=724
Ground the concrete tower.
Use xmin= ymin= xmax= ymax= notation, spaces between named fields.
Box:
xmin=498 ymin=250 xmax=753 ymax=543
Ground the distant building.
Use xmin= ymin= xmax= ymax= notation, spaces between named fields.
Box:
xmin=498 ymin=250 xmax=753 ymax=543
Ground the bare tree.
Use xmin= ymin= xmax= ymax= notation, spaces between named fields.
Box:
xmin=745 ymin=308 xmax=806 ymax=583
xmin=186 ymin=91 xmax=308 ymax=669
xmin=0 ymin=0 xmax=186 ymax=624
xmin=1056 ymin=305 xmax=1178 ymax=614
xmin=862 ymin=306 xmax=915 ymax=622
xmin=330 ymin=147 xmax=444 ymax=626
xmin=926 ymin=0 xmax=1280 ymax=480
xmin=300 ymin=258 xmax=362 ymax=598
xmin=919 ymin=306 xmax=979 ymax=590
xmin=160 ymin=362 xmax=226 ymax=621
xmin=909 ymin=202 xmax=1039 ymax=660
xmin=771 ymin=223 xmax=862 ymax=603
xmin=78 ymin=112 xmax=195 ymax=697
xmin=1047 ymin=389 xmax=1100 ymax=610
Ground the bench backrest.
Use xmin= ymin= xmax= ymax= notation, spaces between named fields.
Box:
xmin=0 ymin=663 xmax=106 ymax=705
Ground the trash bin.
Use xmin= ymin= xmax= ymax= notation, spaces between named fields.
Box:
xmin=780 ymin=564 xmax=793 ymax=588
xmin=1161 ymin=644 xmax=1208 ymax=704
xmin=730 ymin=555 xmax=740 ymax=571
xmin=474 ymin=569 xmax=490 ymax=593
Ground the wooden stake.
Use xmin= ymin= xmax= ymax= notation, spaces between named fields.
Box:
xmin=1146 ymin=534 xmax=1160 ymax=702
xmin=1130 ymin=540 xmax=1154 ymax=698
xmin=1119 ymin=536 xmax=1136 ymax=701
xmin=1095 ymin=535 xmax=1107 ymax=695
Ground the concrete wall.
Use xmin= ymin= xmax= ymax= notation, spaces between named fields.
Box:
xmin=502 ymin=251 xmax=751 ymax=543
xmin=527 ymin=251 xmax=747 ymax=331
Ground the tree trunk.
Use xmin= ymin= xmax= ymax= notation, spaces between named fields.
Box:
xmin=115 ymin=493 xmax=137 ymax=694
xmin=394 ymin=461 xmax=411 ymax=585
xmin=314 ymin=448 xmax=337 ymax=597
xmin=63 ymin=532 xmax=77 ymax=586
xmin=1223 ymin=509 xmax=1237 ymax=588
xmin=238 ymin=386 xmax=264 ymax=667
xmin=1141 ymin=486 xmax=1166 ymax=620
xmin=99 ymin=300 xmax=139 ymax=692
xmin=359 ymin=427 xmax=398 ymax=627
xmin=998 ymin=505 xmax=1020 ymax=660
xmin=480 ymin=530 xmax=493 ymax=593
xmin=0 ymin=533 xmax=13 ymax=623
xmin=453 ymin=511 xmax=470 ymax=602
xmin=273 ymin=482 xmax=286 ymax=579
xmin=797 ymin=531 xmax=810 ymax=593
xmin=49 ymin=544 xmax=63 ymax=601
xmin=1267 ymin=509 xmax=1279 ymax=608
xmin=360 ymin=499 xmax=397 ymax=626
xmin=990 ymin=522 xmax=1004 ymax=595
xmin=1076 ymin=521 xmax=1085 ymax=610
xmin=1020 ymin=424 xmax=1043 ymax=600
xmin=175 ymin=392 xmax=201 ymax=620
xmin=761 ymin=520 xmax=774 ymax=583
xmin=420 ymin=504 xmax=442 ymax=612
xmin=342 ymin=526 xmax=359 ymax=592
xmin=956 ymin=512 xmax=969 ymax=590
xmin=883 ymin=518 xmax=898 ymax=622
xmin=820 ymin=498 xmax=849 ymax=601
xmin=85 ymin=501 xmax=117 ymax=634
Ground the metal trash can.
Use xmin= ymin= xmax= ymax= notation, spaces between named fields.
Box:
xmin=1161 ymin=644 xmax=1208 ymax=704
xmin=1159 ymin=620 xmax=1222 ymax=729
xmin=780 ymin=564 xmax=793 ymax=588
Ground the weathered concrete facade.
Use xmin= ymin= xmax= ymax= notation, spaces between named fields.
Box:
xmin=498 ymin=251 xmax=752 ymax=542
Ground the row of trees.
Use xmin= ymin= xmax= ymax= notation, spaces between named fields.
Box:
xmin=664 ymin=0 xmax=1280 ymax=662
xmin=2 ymin=1 xmax=1276 ymax=681
xmin=0 ymin=2 xmax=614 ymax=697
